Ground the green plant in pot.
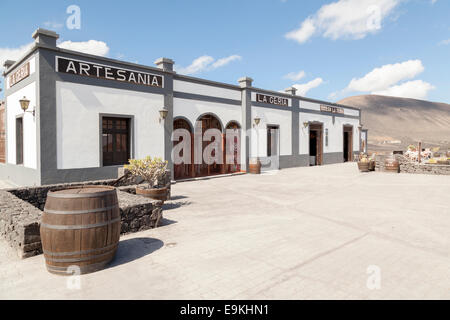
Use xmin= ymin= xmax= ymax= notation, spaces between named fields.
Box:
xmin=125 ymin=156 xmax=168 ymax=202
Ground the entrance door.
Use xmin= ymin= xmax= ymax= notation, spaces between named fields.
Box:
xmin=343 ymin=126 xmax=353 ymax=162
xmin=225 ymin=121 xmax=241 ymax=173
xmin=309 ymin=123 xmax=323 ymax=166
xmin=266 ymin=125 xmax=280 ymax=170
xmin=195 ymin=114 xmax=223 ymax=177
xmin=173 ymin=118 xmax=193 ymax=180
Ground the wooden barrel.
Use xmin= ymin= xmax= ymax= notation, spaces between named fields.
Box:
xmin=358 ymin=161 xmax=369 ymax=172
xmin=248 ymin=159 xmax=261 ymax=174
xmin=385 ymin=158 xmax=400 ymax=173
xmin=136 ymin=186 xmax=168 ymax=202
xmin=40 ymin=186 xmax=121 ymax=275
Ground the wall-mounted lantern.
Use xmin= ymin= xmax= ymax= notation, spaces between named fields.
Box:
xmin=19 ymin=96 xmax=35 ymax=116
xmin=159 ymin=108 xmax=168 ymax=123
xmin=303 ymin=121 xmax=309 ymax=128
xmin=253 ymin=116 xmax=261 ymax=127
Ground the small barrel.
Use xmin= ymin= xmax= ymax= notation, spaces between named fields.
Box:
xmin=358 ymin=161 xmax=369 ymax=172
xmin=385 ymin=158 xmax=400 ymax=173
xmin=248 ymin=159 xmax=261 ymax=174
xmin=40 ymin=186 xmax=121 ymax=275
xmin=136 ymin=186 xmax=168 ymax=202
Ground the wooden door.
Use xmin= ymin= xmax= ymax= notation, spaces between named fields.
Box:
xmin=195 ymin=114 xmax=223 ymax=177
xmin=225 ymin=122 xmax=241 ymax=173
xmin=173 ymin=119 xmax=193 ymax=180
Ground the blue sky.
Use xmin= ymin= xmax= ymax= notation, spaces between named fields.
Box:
xmin=1 ymin=0 xmax=449 ymax=103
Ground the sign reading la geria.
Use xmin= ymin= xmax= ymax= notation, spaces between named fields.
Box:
xmin=255 ymin=93 xmax=289 ymax=107
xmin=56 ymin=57 xmax=163 ymax=88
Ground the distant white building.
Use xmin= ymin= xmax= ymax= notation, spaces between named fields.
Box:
xmin=0 ymin=29 xmax=366 ymax=186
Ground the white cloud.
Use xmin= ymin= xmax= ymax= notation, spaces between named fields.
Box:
xmin=58 ymin=40 xmax=110 ymax=57
xmin=284 ymin=70 xmax=306 ymax=81
xmin=0 ymin=42 xmax=34 ymax=74
xmin=285 ymin=0 xmax=401 ymax=44
xmin=175 ymin=54 xmax=242 ymax=75
xmin=345 ymin=59 xmax=424 ymax=92
xmin=438 ymin=39 xmax=450 ymax=46
xmin=372 ymin=80 xmax=435 ymax=99
xmin=285 ymin=18 xmax=316 ymax=44
xmin=293 ymin=77 xmax=324 ymax=96
xmin=44 ymin=21 xmax=64 ymax=30
xmin=211 ymin=55 xmax=242 ymax=69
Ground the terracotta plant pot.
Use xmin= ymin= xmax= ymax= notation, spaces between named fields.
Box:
xmin=358 ymin=161 xmax=369 ymax=172
xmin=136 ymin=185 xmax=168 ymax=203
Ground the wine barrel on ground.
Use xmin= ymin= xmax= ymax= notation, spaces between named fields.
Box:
xmin=385 ymin=158 xmax=400 ymax=173
xmin=40 ymin=186 xmax=121 ymax=275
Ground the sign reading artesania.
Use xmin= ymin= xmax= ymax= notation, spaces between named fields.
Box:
xmin=9 ymin=62 xmax=30 ymax=88
xmin=56 ymin=57 xmax=164 ymax=88
xmin=256 ymin=94 xmax=289 ymax=107
xmin=320 ymin=104 xmax=344 ymax=114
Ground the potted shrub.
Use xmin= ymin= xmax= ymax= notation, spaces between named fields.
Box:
xmin=357 ymin=154 xmax=370 ymax=172
xmin=125 ymin=156 xmax=168 ymax=202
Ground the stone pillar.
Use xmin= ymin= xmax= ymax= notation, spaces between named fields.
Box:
xmin=155 ymin=58 xmax=175 ymax=180
xmin=285 ymin=87 xmax=299 ymax=158
xmin=32 ymin=28 xmax=59 ymax=47
xmin=3 ymin=60 xmax=16 ymax=71
xmin=238 ymin=77 xmax=253 ymax=172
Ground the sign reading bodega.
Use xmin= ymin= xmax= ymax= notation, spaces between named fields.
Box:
xmin=56 ymin=57 xmax=163 ymax=88
xmin=256 ymin=93 xmax=289 ymax=107
xmin=320 ymin=104 xmax=344 ymax=114
xmin=9 ymin=62 xmax=30 ymax=88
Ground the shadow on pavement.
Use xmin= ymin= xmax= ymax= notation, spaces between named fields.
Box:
xmin=107 ymin=237 xmax=164 ymax=269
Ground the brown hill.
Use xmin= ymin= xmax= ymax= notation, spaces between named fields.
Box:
xmin=338 ymin=95 xmax=450 ymax=153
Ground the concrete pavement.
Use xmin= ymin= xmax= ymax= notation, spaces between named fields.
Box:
xmin=0 ymin=163 xmax=449 ymax=299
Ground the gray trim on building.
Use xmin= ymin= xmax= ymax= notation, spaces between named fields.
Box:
xmin=173 ymin=91 xmax=241 ymax=106
xmin=299 ymin=108 xmax=360 ymax=120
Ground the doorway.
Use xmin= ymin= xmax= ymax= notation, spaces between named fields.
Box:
xmin=173 ymin=118 xmax=193 ymax=180
xmin=309 ymin=123 xmax=323 ymax=166
xmin=195 ymin=114 xmax=223 ymax=177
xmin=343 ymin=125 xmax=353 ymax=162
xmin=225 ymin=121 xmax=241 ymax=174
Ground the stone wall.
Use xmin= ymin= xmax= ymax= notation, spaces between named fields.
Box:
xmin=1 ymin=179 xmax=168 ymax=259
xmin=375 ymin=154 xmax=450 ymax=175
xmin=0 ymin=190 xmax=42 ymax=258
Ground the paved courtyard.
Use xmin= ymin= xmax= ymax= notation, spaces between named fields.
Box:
xmin=0 ymin=163 xmax=449 ymax=299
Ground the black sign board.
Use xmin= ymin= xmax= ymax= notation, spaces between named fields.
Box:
xmin=256 ymin=94 xmax=289 ymax=107
xmin=320 ymin=104 xmax=344 ymax=114
xmin=56 ymin=57 xmax=163 ymax=88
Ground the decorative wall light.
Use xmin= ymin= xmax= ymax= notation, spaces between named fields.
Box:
xmin=303 ymin=121 xmax=309 ymax=128
xmin=19 ymin=96 xmax=35 ymax=116
xmin=253 ymin=116 xmax=261 ymax=127
xmin=159 ymin=108 xmax=168 ymax=123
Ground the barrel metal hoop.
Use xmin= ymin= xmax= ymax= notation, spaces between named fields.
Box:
xmin=47 ymin=190 xmax=116 ymax=199
xmin=44 ymin=248 xmax=117 ymax=263
xmin=43 ymin=242 xmax=118 ymax=257
xmin=46 ymin=260 xmax=111 ymax=273
xmin=44 ymin=204 xmax=119 ymax=215
xmin=40 ymin=217 xmax=121 ymax=230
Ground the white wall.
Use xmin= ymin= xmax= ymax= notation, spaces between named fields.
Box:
xmin=299 ymin=112 xmax=360 ymax=155
xmin=174 ymin=80 xmax=241 ymax=101
xmin=251 ymin=106 xmax=292 ymax=157
xmin=6 ymin=82 xmax=37 ymax=169
xmin=56 ymin=81 xmax=165 ymax=169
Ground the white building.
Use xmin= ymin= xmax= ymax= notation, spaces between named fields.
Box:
xmin=0 ymin=29 xmax=367 ymax=186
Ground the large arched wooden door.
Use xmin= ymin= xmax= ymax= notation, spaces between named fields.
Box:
xmin=195 ymin=114 xmax=223 ymax=177
xmin=225 ymin=121 xmax=241 ymax=173
xmin=173 ymin=118 xmax=193 ymax=180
